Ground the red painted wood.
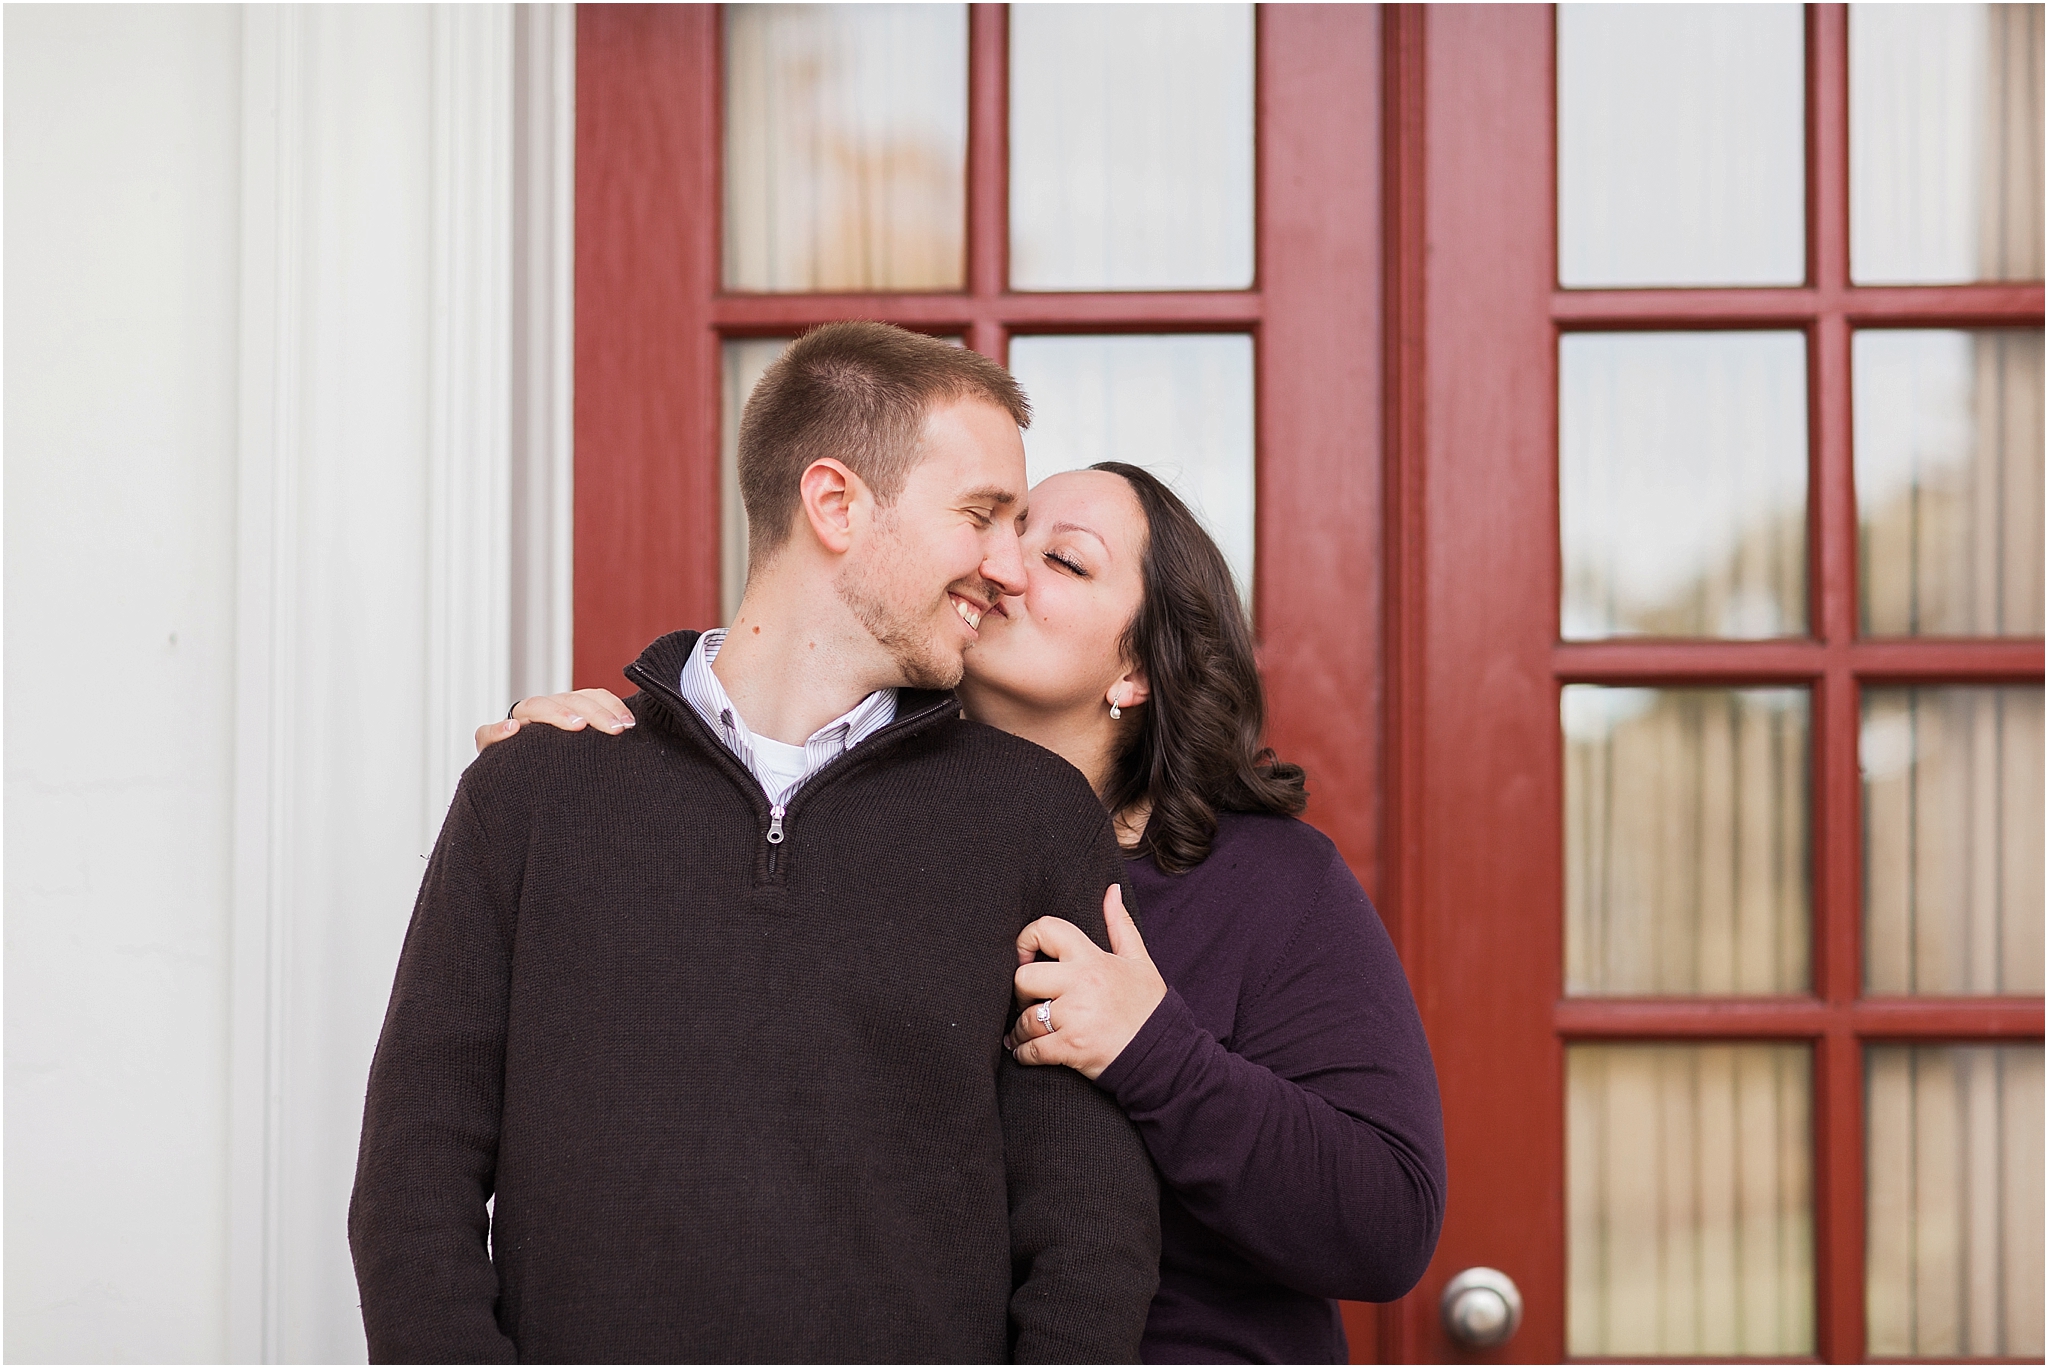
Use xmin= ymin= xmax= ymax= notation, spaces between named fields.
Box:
xmin=1808 ymin=14 xmax=1865 ymax=1357
xmin=1837 ymin=284 xmax=2046 ymax=323
xmin=1338 ymin=1300 xmax=1379 ymax=1367
xmin=574 ymin=7 xmax=721 ymax=691
xmin=1852 ymin=998 xmax=2047 ymax=1039
xmin=1552 ymin=283 xmax=2044 ymax=326
xmin=1555 ymin=997 xmax=2045 ymax=1040
xmin=1814 ymin=1019 xmax=1864 ymax=1368
xmin=1554 ymin=638 xmax=2045 ymax=682
xmin=1380 ymin=4 xmax=2042 ymax=1362
xmin=1849 ymin=639 xmax=2048 ymax=679
xmin=1402 ymin=9 xmax=1565 ymax=1362
xmin=966 ymin=4 xmax=1006 ymax=360
xmin=1376 ymin=7 xmax=1429 ymax=1362
xmin=1256 ymin=3 xmax=1381 ymax=928
xmin=1252 ymin=9 xmax=1390 ymax=1357
xmin=708 ymin=290 xmax=1264 ymax=332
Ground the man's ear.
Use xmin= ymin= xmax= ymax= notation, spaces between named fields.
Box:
xmin=1112 ymin=663 xmax=1151 ymax=710
xmin=798 ymin=458 xmax=869 ymax=555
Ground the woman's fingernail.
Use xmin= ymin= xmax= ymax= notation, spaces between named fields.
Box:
xmin=503 ymin=719 xmax=520 ymax=733
xmin=567 ymin=715 xmax=583 ymax=726
xmin=618 ymin=716 xmax=635 ymax=728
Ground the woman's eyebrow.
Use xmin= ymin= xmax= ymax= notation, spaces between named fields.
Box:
xmin=1046 ymin=521 xmax=1110 ymax=555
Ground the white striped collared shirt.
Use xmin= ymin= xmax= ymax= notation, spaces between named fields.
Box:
xmin=677 ymin=628 xmax=898 ymax=806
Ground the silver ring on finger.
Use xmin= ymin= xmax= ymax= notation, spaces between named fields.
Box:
xmin=1035 ymin=1000 xmax=1052 ymax=1030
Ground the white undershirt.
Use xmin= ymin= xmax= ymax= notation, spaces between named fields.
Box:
xmin=746 ymin=732 xmax=811 ymax=805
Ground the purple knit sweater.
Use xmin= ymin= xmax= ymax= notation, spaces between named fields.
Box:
xmin=1099 ymin=811 xmax=1446 ymax=1364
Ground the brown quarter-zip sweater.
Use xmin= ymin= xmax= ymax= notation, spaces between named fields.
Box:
xmin=348 ymin=631 xmax=1161 ymax=1364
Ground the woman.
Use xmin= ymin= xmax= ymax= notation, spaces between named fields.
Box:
xmin=483 ymin=463 xmax=1445 ymax=1364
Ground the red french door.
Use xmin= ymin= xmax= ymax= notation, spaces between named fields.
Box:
xmin=571 ymin=5 xmax=2043 ymax=1361
xmin=572 ymin=5 xmax=1400 ymax=1354
xmin=1401 ymin=7 xmax=2045 ymax=1363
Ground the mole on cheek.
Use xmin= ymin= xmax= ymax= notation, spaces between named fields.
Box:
xmin=752 ymin=625 xmax=760 ymax=634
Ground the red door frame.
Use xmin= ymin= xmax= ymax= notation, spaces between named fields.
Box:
xmin=1401 ymin=8 xmax=2046 ymax=1363
xmin=574 ymin=5 xmax=722 ymax=691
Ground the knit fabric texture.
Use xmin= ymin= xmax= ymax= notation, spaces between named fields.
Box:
xmin=349 ymin=630 xmax=1162 ymax=1364
xmin=1105 ymin=812 xmax=1446 ymax=1363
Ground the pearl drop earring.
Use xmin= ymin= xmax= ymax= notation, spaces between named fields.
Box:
xmin=1109 ymin=692 xmax=1123 ymax=721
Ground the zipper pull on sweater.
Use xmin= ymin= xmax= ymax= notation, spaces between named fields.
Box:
xmin=766 ymin=805 xmax=786 ymax=845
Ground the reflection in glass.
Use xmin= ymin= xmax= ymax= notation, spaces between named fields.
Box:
xmin=1565 ymin=687 xmax=1810 ymax=996
xmin=1568 ymin=1043 xmax=1814 ymax=1357
xmin=724 ymin=5 xmax=966 ymax=291
xmin=1008 ymin=334 xmax=1255 ymax=602
xmin=1009 ymin=5 xmax=1254 ymax=291
xmin=1867 ymin=1045 xmax=2045 ymax=1357
xmin=1862 ymin=686 xmax=2044 ymax=995
xmin=1561 ymin=332 xmax=1808 ymax=639
xmin=1851 ymin=4 xmax=2045 ymax=284
xmin=1557 ymin=4 xmax=1805 ymax=288
xmin=1856 ymin=330 xmax=2045 ymax=636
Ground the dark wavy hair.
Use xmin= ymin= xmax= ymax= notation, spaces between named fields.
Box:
xmin=1094 ymin=462 xmax=1307 ymax=873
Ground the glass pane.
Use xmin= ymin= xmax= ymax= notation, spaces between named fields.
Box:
xmin=1007 ymin=334 xmax=1255 ymax=604
xmin=1008 ymin=4 xmax=1254 ymax=291
xmin=720 ymin=339 xmax=791 ymax=624
xmin=723 ymin=5 xmax=966 ymax=291
xmin=1565 ymin=687 xmax=1810 ymax=996
xmin=1850 ymin=4 xmax=2046 ymax=284
xmin=1557 ymin=4 xmax=1805 ymax=288
xmin=1568 ymin=1043 xmax=1815 ymax=1357
xmin=1561 ymin=332 xmax=1809 ymax=640
xmin=1855 ymin=329 xmax=2045 ymax=637
xmin=1862 ymin=686 xmax=2045 ymax=995
xmin=1867 ymin=1044 xmax=2045 ymax=1357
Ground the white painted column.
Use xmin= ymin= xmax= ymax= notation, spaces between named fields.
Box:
xmin=427 ymin=4 xmax=516 ymax=840
xmin=5 ymin=6 xmax=564 ymax=1359
xmin=229 ymin=7 xmax=522 ymax=1361
xmin=512 ymin=4 xmax=577 ymax=705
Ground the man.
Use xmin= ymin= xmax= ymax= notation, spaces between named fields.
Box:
xmin=347 ymin=322 xmax=1160 ymax=1363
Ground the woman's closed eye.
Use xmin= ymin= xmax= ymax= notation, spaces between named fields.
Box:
xmin=1043 ymin=549 xmax=1089 ymax=577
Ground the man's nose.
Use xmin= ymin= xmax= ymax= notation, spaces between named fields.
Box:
xmin=981 ymin=522 xmax=1028 ymax=597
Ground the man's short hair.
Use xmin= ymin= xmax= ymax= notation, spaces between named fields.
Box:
xmin=738 ymin=321 xmax=1032 ymax=562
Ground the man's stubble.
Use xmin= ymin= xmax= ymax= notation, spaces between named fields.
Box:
xmin=834 ymin=513 xmax=973 ymax=692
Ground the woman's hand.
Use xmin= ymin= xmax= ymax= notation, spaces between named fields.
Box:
xmin=1004 ymin=885 xmax=1166 ymax=1081
xmin=473 ymin=688 xmax=635 ymax=753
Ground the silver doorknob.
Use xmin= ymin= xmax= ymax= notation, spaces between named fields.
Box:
xmin=1440 ymin=1267 xmax=1523 ymax=1348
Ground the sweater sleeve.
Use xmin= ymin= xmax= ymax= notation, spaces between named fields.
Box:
xmin=1094 ymin=848 xmax=1446 ymax=1303
xmin=999 ymin=805 xmax=1162 ymax=1363
xmin=348 ymin=783 xmax=520 ymax=1363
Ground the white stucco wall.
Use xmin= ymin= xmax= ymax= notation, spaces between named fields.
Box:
xmin=5 ymin=7 xmax=246 ymax=1359
xmin=4 ymin=6 xmax=558 ymax=1361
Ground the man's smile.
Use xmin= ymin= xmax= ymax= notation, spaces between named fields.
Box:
xmin=950 ymin=590 xmax=1000 ymax=633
